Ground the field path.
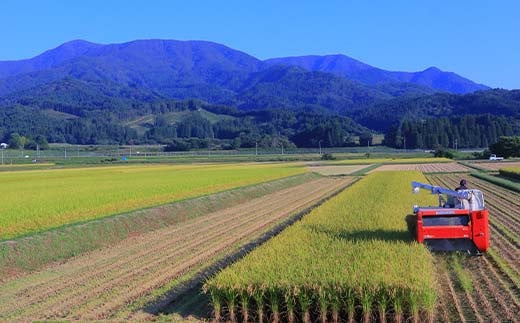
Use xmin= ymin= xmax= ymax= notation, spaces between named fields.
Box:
xmin=0 ymin=176 xmax=355 ymax=321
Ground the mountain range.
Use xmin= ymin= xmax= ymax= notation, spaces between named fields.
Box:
xmin=0 ymin=39 xmax=488 ymax=98
xmin=0 ymin=39 xmax=517 ymax=149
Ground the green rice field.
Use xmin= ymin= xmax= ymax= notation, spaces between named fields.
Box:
xmin=0 ymin=163 xmax=304 ymax=240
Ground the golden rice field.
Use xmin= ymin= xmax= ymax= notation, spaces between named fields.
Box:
xmin=499 ymin=166 xmax=520 ymax=181
xmin=331 ymin=157 xmax=452 ymax=165
xmin=0 ymin=163 xmax=304 ymax=240
xmin=205 ymin=171 xmax=438 ymax=322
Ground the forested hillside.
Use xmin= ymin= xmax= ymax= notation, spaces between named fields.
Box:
xmin=0 ymin=39 xmax=518 ymax=149
xmin=384 ymin=115 xmax=519 ymax=149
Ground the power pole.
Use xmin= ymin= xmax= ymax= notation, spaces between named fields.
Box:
xmin=319 ymin=140 xmax=322 ymax=155
xmin=255 ymin=141 xmax=258 ymax=156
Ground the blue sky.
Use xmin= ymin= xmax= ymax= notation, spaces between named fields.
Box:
xmin=0 ymin=0 xmax=518 ymax=88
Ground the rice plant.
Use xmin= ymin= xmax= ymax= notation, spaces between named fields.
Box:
xmin=0 ymin=163 xmax=303 ymax=239
xmin=205 ymin=171 xmax=438 ymax=322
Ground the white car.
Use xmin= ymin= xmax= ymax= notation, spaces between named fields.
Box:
xmin=489 ymin=154 xmax=504 ymax=161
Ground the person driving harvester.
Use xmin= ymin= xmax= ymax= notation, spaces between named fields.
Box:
xmin=455 ymin=179 xmax=468 ymax=191
xmin=442 ymin=179 xmax=469 ymax=208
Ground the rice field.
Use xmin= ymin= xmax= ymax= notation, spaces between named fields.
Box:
xmin=0 ymin=163 xmax=304 ymax=240
xmin=0 ymin=177 xmax=354 ymax=321
xmin=330 ymin=157 xmax=452 ymax=165
xmin=368 ymin=162 xmax=469 ymax=173
xmin=307 ymin=164 xmax=370 ymax=176
xmin=204 ymin=171 xmax=438 ymax=322
xmin=499 ymin=167 xmax=520 ymax=180
xmin=470 ymin=161 xmax=520 ymax=171
xmin=427 ymin=174 xmax=520 ymax=321
xmin=0 ymin=163 xmax=55 ymax=168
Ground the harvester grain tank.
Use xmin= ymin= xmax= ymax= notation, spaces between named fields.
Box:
xmin=410 ymin=181 xmax=489 ymax=254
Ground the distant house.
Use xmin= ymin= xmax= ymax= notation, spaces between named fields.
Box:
xmin=0 ymin=143 xmax=7 ymax=149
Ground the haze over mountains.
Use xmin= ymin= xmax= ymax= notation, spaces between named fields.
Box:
xmin=0 ymin=39 xmax=518 ymax=149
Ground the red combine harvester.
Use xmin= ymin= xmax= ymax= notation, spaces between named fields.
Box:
xmin=411 ymin=181 xmax=489 ymax=255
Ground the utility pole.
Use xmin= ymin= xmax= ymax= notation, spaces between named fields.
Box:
xmin=36 ymin=144 xmax=40 ymax=160
xmin=255 ymin=141 xmax=258 ymax=156
xmin=454 ymin=139 xmax=458 ymax=151
xmin=319 ymin=140 xmax=322 ymax=155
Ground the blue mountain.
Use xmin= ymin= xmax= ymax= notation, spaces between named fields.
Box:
xmin=0 ymin=39 xmax=488 ymax=102
xmin=264 ymin=55 xmax=489 ymax=94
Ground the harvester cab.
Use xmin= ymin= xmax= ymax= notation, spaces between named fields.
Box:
xmin=410 ymin=181 xmax=489 ymax=255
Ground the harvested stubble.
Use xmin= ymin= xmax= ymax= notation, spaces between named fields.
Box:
xmin=307 ymin=165 xmax=369 ymax=176
xmin=0 ymin=163 xmax=304 ymax=240
xmin=0 ymin=177 xmax=352 ymax=321
xmin=472 ymin=161 xmax=520 ymax=171
xmin=205 ymin=171 xmax=437 ymax=323
xmin=368 ymin=162 xmax=469 ymax=173
xmin=331 ymin=157 xmax=452 ymax=165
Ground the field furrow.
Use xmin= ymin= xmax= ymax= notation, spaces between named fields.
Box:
xmin=60 ymin=181 xmax=340 ymax=319
xmin=471 ymin=281 xmax=499 ymax=322
xmin=468 ymin=179 xmax=520 ymax=205
xmin=469 ymin=258 xmax=519 ymax=322
xmin=481 ymin=256 xmax=520 ymax=308
xmin=444 ymin=260 xmax=479 ymax=322
xmin=0 ymin=177 xmax=326 ymax=301
xmin=0 ymin=177 xmax=354 ymax=321
xmin=434 ymin=256 xmax=465 ymax=323
xmin=427 ymin=174 xmax=520 ymax=322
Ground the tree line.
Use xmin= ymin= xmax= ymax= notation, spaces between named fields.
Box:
xmin=0 ymin=101 xmax=369 ymax=150
xmin=384 ymin=115 xmax=518 ymax=149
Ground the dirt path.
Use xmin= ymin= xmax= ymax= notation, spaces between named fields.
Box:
xmin=427 ymin=175 xmax=520 ymax=322
xmin=0 ymin=177 xmax=355 ymax=321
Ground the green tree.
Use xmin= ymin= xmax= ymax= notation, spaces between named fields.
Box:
xmin=489 ymin=136 xmax=520 ymax=158
xmin=7 ymin=133 xmax=26 ymax=149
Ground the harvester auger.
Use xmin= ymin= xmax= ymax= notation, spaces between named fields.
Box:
xmin=410 ymin=181 xmax=489 ymax=255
